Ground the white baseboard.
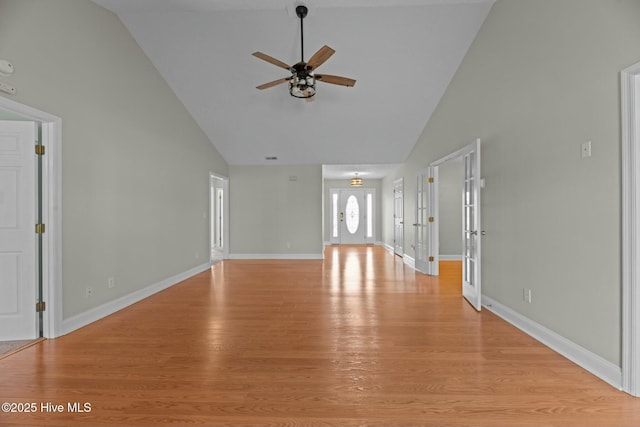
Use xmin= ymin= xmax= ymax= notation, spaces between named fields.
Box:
xmin=440 ymin=255 xmax=462 ymax=261
xmin=60 ymin=262 xmax=211 ymax=337
xmin=229 ymin=253 xmax=323 ymax=260
xmin=403 ymin=254 xmax=415 ymax=269
xmin=482 ymin=295 xmax=622 ymax=390
xmin=379 ymin=242 xmax=395 ymax=253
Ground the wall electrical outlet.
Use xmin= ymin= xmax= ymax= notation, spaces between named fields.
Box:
xmin=581 ymin=140 xmax=592 ymax=158
xmin=523 ymin=288 xmax=532 ymax=303
xmin=107 ymin=277 xmax=115 ymax=289
xmin=85 ymin=287 xmax=93 ymax=298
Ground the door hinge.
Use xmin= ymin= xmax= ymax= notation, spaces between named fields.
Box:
xmin=428 ymin=217 xmax=435 ymax=223
xmin=428 ymin=177 xmax=434 ymax=183
xmin=35 ymin=223 xmax=45 ymax=234
xmin=36 ymin=301 xmax=46 ymax=312
xmin=429 ymin=256 xmax=435 ymax=262
xmin=35 ymin=145 xmax=45 ymax=155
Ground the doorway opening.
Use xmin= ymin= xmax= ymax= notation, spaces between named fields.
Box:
xmin=210 ymin=173 xmax=229 ymax=263
xmin=415 ymin=139 xmax=482 ymax=311
xmin=0 ymin=97 xmax=62 ymax=340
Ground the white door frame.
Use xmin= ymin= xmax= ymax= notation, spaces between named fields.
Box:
xmin=429 ymin=139 xmax=482 ymax=310
xmin=0 ymin=96 xmax=62 ymax=339
xmin=621 ymin=61 xmax=640 ymax=397
xmin=209 ymin=172 xmax=229 ymax=261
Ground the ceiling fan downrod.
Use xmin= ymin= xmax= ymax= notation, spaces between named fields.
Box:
xmin=296 ymin=5 xmax=308 ymax=64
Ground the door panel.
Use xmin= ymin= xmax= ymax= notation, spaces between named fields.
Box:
xmin=394 ymin=178 xmax=403 ymax=256
xmin=340 ymin=190 xmax=366 ymax=244
xmin=462 ymin=140 xmax=482 ymax=311
xmin=0 ymin=121 xmax=37 ymax=340
xmin=415 ymin=168 xmax=436 ymax=274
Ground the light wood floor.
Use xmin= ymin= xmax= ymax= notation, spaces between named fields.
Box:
xmin=1 ymin=245 xmax=639 ymax=426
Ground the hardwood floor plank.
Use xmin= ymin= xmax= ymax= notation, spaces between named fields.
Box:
xmin=0 ymin=245 xmax=638 ymax=426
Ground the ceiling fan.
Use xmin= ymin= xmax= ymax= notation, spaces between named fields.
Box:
xmin=252 ymin=4 xmax=356 ymax=99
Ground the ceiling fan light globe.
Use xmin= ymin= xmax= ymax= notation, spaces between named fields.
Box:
xmin=289 ymin=73 xmax=316 ymax=98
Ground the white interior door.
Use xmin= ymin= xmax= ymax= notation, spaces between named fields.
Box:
xmin=340 ymin=189 xmax=366 ymax=244
xmin=393 ymin=178 xmax=404 ymax=256
xmin=0 ymin=121 xmax=38 ymax=340
xmin=210 ymin=174 xmax=227 ymax=262
xmin=462 ymin=139 xmax=482 ymax=311
xmin=415 ymin=168 xmax=436 ymax=274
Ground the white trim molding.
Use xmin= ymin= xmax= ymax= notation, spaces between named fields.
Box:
xmin=483 ymin=295 xmax=622 ymax=390
xmin=439 ymin=255 xmax=463 ymax=261
xmin=403 ymin=254 xmax=415 ymax=269
xmin=61 ymin=263 xmax=211 ymax=336
xmin=622 ymin=61 xmax=640 ymax=397
xmin=228 ymin=253 xmax=324 ymax=260
xmin=378 ymin=241 xmax=395 ymax=253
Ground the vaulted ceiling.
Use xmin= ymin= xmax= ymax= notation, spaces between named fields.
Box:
xmin=91 ymin=0 xmax=493 ymax=177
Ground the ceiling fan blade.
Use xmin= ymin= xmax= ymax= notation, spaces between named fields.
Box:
xmin=316 ymin=74 xmax=356 ymax=87
xmin=256 ymin=77 xmax=290 ymax=90
xmin=306 ymin=45 xmax=335 ymax=70
xmin=252 ymin=52 xmax=291 ymax=71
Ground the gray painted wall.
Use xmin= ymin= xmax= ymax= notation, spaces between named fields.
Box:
xmin=438 ymin=160 xmax=463 ymax=257
xmin=383 ymin=0 xmax=640 ymax=366
xmin=229 ymin=165 xmax=323 ymax=257
xmin=0 ymin=0 xmax=228 ymax=318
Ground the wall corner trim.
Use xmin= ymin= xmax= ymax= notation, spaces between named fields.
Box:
xmin=59 ymin=263 xmax=212 ymax=337
xmin=482 ymin=295 xmax=622 ymax=391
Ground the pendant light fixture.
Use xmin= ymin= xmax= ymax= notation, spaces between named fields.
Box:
xmin=350 ymin=173 xmax=363 ymax=187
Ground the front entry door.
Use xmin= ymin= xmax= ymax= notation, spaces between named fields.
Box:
xmin=0 ymin=121 xmax=38 ymax=340
xmin=329 ymin=188 xmax=374 ymax=245
xmin=340 ymin=190 xmax=366 ymax=244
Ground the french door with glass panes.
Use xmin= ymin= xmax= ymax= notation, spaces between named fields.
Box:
xmin=461 ymin=139 xmax=482 ymax=311
xmin=329 ymin=188 xmax=374 ymax=244
xmin=414 ymin=167 xmax=437 ymax=275
xmin=393 ymin=178 xmax=404 ymax=256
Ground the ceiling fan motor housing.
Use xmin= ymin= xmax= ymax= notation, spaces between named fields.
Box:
xmin=295 ymin=5 xmax=308 ymax=19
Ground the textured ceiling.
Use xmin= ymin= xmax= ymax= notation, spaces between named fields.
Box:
xmin=92 ymin=0 xmax=493 ymax=171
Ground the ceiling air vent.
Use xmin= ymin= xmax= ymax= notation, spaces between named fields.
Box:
xmin=265 ymin=156 xmax=278 ymax=160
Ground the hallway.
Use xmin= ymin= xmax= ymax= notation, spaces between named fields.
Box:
xmin=0 ymin=245 xmax=638 ymax=426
